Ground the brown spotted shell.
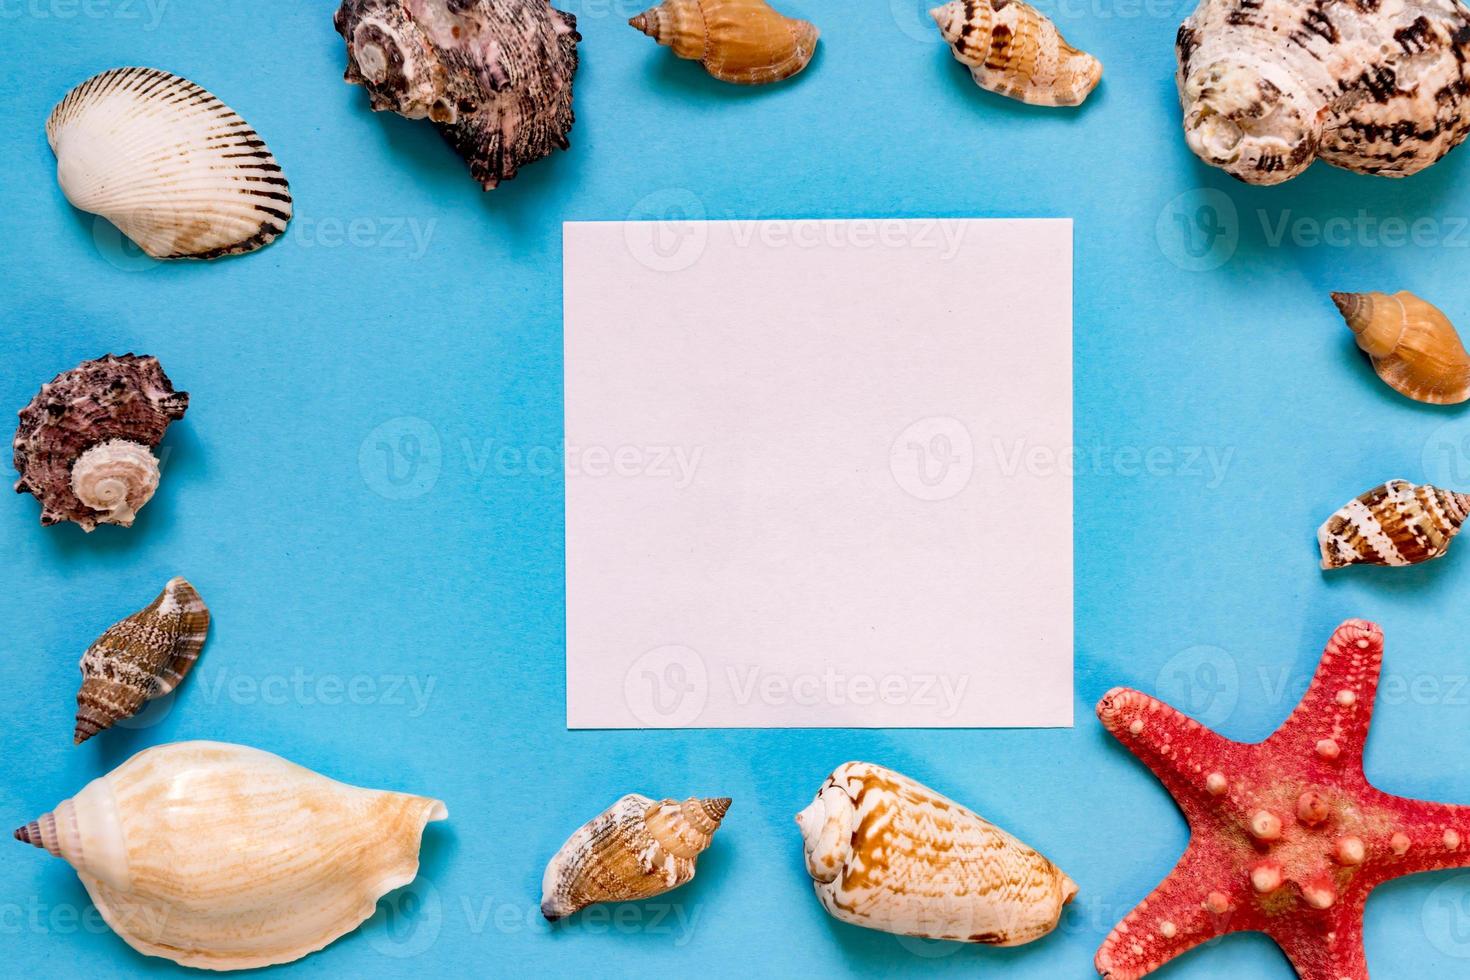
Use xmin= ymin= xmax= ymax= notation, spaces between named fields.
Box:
xmin=629 ymin=0 xmax=819 ymax=85
xmin=1333 ymin=290 xmax=1470 ymax=405
xmin=1318 ymin=479 xmax=1470 ymax=569
xmin=932 ymin=0 xmax=1102 ymax=107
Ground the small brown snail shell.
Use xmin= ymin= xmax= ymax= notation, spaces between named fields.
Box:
xmin=629 ymin=0 xmax=819 ymax=85
xmin=1332 ymin=290 xmax=1470 ymax=405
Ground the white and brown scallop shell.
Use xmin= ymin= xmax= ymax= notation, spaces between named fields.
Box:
xmin=1318 ymin=479 xmax=1470 ymax=569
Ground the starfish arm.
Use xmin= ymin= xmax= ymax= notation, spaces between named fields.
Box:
xmin=1362 ymin=794 xmax=1470 ymax=880
xmin=1268 ymin=897 xmax=1368 ymax=980
xmin=1098 ymin=687 xmax=1249 ymax=810
xmin=1266 ymin=619 xmax=1383 ymax=771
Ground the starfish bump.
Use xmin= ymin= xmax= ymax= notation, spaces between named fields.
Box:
xmin=1095 ymin=619 xmax=1470 ymax=980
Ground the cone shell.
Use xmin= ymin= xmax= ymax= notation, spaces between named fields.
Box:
xmin=932 ymin=0 xmax=1101 ymax=107
xmin=1318 ymin=479 xmax=1470 ymax=569
xmin=47 ymin=68 xmax=292 ymax=259
xmin=796 ymin=762 xmax=1077 ymax=946
xmin=1332 ymin=291 xmax=1470 ymax=405
xmin=74 ymin=578 xmax=209 ymax=745
xmin=629 ymin=0 xmax=819 ymax=85
xmin=541 ymin=793 xmax=730 ymax=920
xmin=13 ymin=741 xmax=446 ymax=970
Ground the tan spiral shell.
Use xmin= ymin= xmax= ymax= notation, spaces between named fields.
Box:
xmin=931 ymin=0 xmax=1102 ymax=107
xmin=795 ymin=761 xmax=1077 ymax=946
xmin=541 ymin=793 xmax=731 ymax=920
xmin=69 ymin=440 xmax=159 ymax=528
xmin=1332 ymin=291 xmax=1470 ymax=405
xmin=1318 ymin=479 xmax=1470 ymax=570
xmin=629 ymin=0 xmax=819 ymax=85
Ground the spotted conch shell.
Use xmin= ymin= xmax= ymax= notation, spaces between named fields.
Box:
xmin=1318 ymin=479 xmax=1470 ymax=570
xmin=1177 ymin=0 xmax=1470 ymax=184
xmin=335 ymin=0 xmax=580 ymax=190
xmin=931 ymin=0 xmax=1102 ymax=107
xmin=541 ymin=793 xmax=730 ymax=920
xmin=796 ymin=761 xmax=1077 ymax=945
xmin=1332 ymin=290 xmax=1470 ymax=405
xmin=629 ymin=0 xmax=819 ymax=85
xmin=74 ymin=578 xmax=209 ymax=745
xmin=14 ymin=741 xmax=447 ymax=970
xmin=13 ymin=354 xmax=188 ymax=531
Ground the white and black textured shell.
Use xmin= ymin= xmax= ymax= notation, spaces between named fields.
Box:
xmin=335 ymin=0 xmax=580 ymax=190
xmin=1177 ymin=0 xmax=1470 ymax=184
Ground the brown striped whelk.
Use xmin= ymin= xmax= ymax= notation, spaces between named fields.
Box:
xmin=931 ymin=0 xmax=1102 ymax=107
xmin=796 ymin=761 xmax=1077 ymax=945
xmin=13 ymin=741 xmax=447 ymax=970
xmin=1318 ymin=479 xmax=1470 ymax=569
xmin=1332 ymin=290 xmax=1470 ymax=405
xmin=628 ymin=0 xmax=819 ymax=85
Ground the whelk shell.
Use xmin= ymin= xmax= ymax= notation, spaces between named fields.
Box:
xmin=932 ymin=0 xmax=1102 ymax=107
xmin=629 ymin=0 xmax=819 ymax=85
xmin=796 ymin=761 xmax=1077 ymax=945
xmin=75 ymin=577 xmax=209 ymax=745
xmin=14 ymin=741 xmax=446 ymax=970
xmin=48 ymin=68 xmax=292 ymax=258
xmin=1318 ymin=479 xmax=1470 ymax=570
xmin=541 ymin=793 xmax=730 ymax=920
xmin=1332 ymin=290 xmax=1470 ymax=405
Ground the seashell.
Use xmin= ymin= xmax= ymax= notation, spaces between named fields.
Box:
xmin=14 ymin=741 xmax=446 ymax=970
xmin=13 ymin=354 xmax=188 ymax=531
xmin=1318 ymin=479 xmax=1470 ymax=569
xmin=629 ymin=0 xmax=819 ymax=85
xmin=1176 ymin=0 xmax=1470 ymax=185
xmin=931 ymin=0 xmax=1101 ymax=107
xmin=74 ymin=578 xmax=209 ymax=745
xmin=796 ymin=761 xmax=1076 ymax=945
xmin=47 ymin=68 xmax=292 ymax=259
xmin=541 ymin=793 xmax=730 ymax=920
xmin=1332 ymin=290 xmax=1470 ymax=405
xmin=335 ymin=0 xmax=580 ymax=190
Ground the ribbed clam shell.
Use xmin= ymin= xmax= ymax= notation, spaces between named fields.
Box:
xmin=75 ymin=578 xmax=209 ymax=745
xmin=1319 ymin=479 xmax=1470 ymax=569
xmin=795 ymin=762 xmax=1077 ymax=946
xmin=541 ymin=793 xmax=730 ymax=920
xmin=1332 ymin=291 xmax=1470 ymax=405
xmin=47 ymin=68 xmax=292 ymax=259
xmin=932 ymin=0 xmax=1101 ymax=107
xmin=629 ymin=0 xmax=819 ymax=85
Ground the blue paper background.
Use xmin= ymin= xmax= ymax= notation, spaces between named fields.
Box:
xmin=5 ymin=1 xmax=1470 ymax=976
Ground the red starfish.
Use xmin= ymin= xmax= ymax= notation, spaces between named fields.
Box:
xmin=1094 ymin=619 xmax=1470 ymax=980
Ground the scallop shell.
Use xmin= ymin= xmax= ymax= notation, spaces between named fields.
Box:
xmin=931 ymin=0 xmax=1101 ymax=107
xmin=541 ymin=793 xmax=730 ymax=920
xmin=14 ymin=741 xmax=446 ymax=970
xmin=13 ymin=354 xmax=188 ymax=531
xmin=796 ymin=761 xmax=1077 ymax=945
xmin=1318 ymin=479 xmax=1470 ymax=569
xmin=1176 ymin=0 xmax=1470 ymax=184
xmin=1332 ymin=290 xmax=1470 ymax=405
xmin=335 ymin=0 xmax=580 ymax=190
xmin=47 ymin=68 xmax=292 ymax=259
xmin=629 ymin=0 xmax=819 ymax=85
xmin=74 ymin=578 xmax=209 ymax=745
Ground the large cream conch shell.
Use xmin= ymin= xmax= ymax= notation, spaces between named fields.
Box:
xmin=541 ymin=793 xmax=730 ymax=920
xmin=14 ymin=741 xmax=446 ymax=970
xmin=629 ymin=0 xmax=819 ymax=85
xmin=1332 ymin=290 xmax=1470 ymax=405
xmin=1318 ymin=479 xmax=1470 ymax=569
xmin=931 ymin=0 xmax=1102 ymax=107
xmin=796 ymin=761 xmax=1077 ymax=945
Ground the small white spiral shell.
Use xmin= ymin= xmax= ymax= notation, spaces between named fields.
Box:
xmin=70 ymin=439 xmax=160 ymax=529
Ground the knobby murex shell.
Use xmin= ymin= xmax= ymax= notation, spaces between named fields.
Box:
xmin=1333 ymin=290 xmax=1470 ymax=405
xmin=1319 ymin=479 xmax=1470 ymax=569
xmin=13 ymin=354 xmax=188 ymax=531
xmin=629 ymin=0 xmax=819 ymax=85
xmin=14 ymin=741 xmax=446 ymax=970
xmin=75 ymin=578 xmax=209 ymax=745
xmin=932 ymin=0 xmax=1102 ymax=107
xmin=335 ymin=0 xmax=580 ymax=189
xmin=1177 ymin=0 xmax=1470 ymax=184
xmin=541 ymin=793 xmax=731 ymax=920
xmin=796 ymin=761 xmax=1077 ymax=945
xmin=48 ymin=68 xmax=292 ymax=259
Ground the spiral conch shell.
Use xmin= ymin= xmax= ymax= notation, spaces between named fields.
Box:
xmin=1332 ymin=290 xmax=1470 ymax=405
xmin=1177 ymin=0 xmax=1470 ymax=184
xmin=1318 ymin=479 xmax=1470 ymax=569
xmin=75 ymin=578 xmax=209 ymax=745
xmin=629 ymin=0 xmax=819 ymax=85
xmin=932 ymin=0 xmax=1102 ymax=107
xmin=541 ymin=793 xmax=730 ymax=920
xmin=796 ymin=762 xmax=1077 ymax=945
xmin=14 ymin=741 xmax=446 ymax=970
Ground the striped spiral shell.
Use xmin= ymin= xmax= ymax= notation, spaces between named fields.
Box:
xmin=1318 ymin=479 xmax=1470 ymax=569
xmin=931 ymin=0 xmax=1102 ymax=107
